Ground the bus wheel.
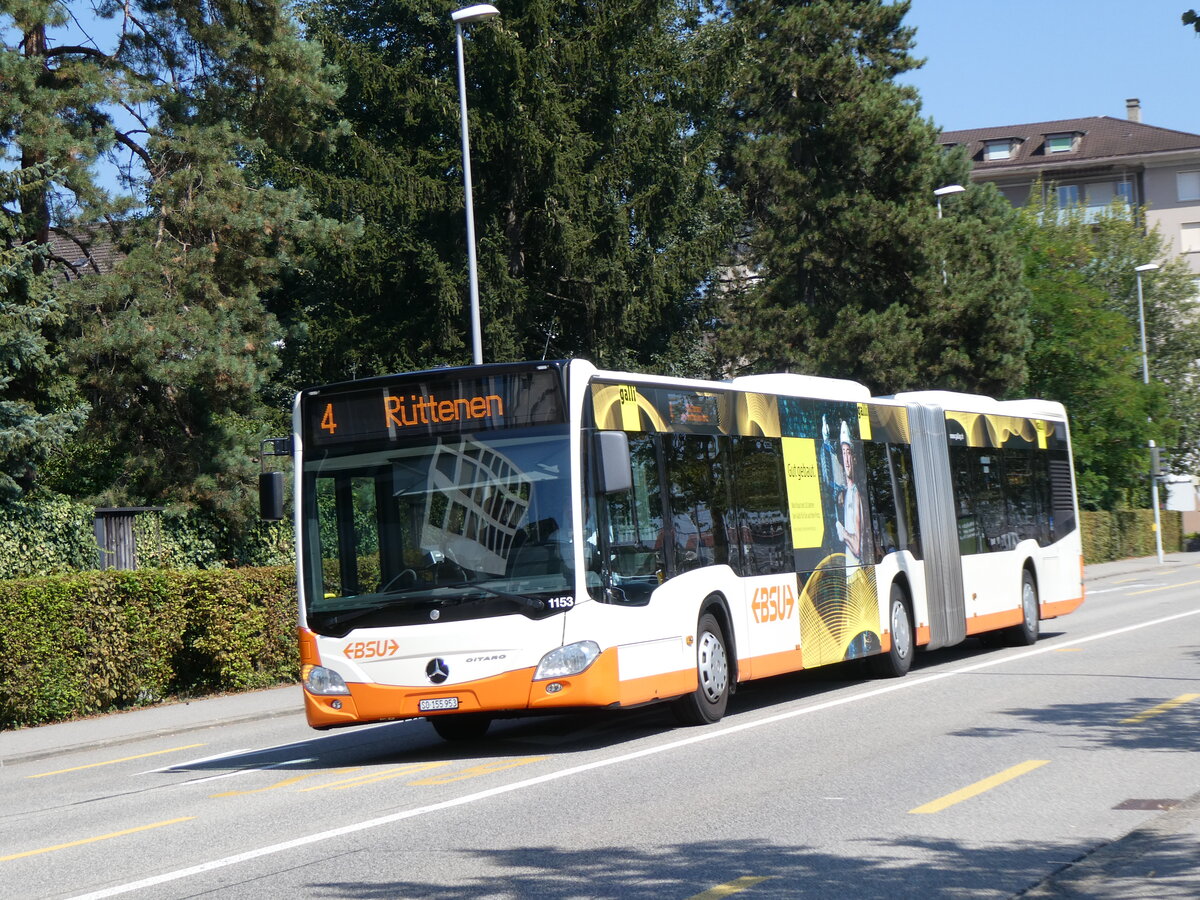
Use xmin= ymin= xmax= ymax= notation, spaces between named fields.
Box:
xmin=869 ymin=582 xmax=913 ymax=678
xmin=429 ymin=713 xmax=492 ymax=741
xmin=672 ymin=612 xmax=730 ymax=725
xmin=1006 ymin=570 xmax=1040 ymax=646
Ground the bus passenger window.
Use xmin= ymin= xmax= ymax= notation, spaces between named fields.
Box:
xmin=662 ymin=435 xmax=732 ymax=574
xmin=730 ymin=437 xmax=794 ymax=576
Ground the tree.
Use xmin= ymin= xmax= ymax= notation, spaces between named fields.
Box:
xmin=916 ymin=147 xmax=1030 ymax=395
xmin=1016 ymin=188 xmax=1198 ymax=509
xmin=716 ymin=0 xmax=940 ymax=391
xmin=0 ymin=168 xmax=88 ymax=498
xmin=1 ymin=1 xmax=349 ymax=517
xmin=268 ymin=0 xmax=738 ymax=388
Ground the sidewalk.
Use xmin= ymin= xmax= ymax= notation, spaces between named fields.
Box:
xmin=0 ymin=684 xmax=303 ymax=767
xmin=1 ymin=553 xmax=1198 ymax=898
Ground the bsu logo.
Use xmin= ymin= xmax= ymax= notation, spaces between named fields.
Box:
xmin=751 ymin=584 xmax=796 ymax=624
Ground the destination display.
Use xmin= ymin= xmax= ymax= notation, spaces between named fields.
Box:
xmin=304 ymin=367 xmax=565 ymax=449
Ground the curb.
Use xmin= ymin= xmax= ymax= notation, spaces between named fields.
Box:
xmin=1018 ymin=790 xmax=1200 ymax=898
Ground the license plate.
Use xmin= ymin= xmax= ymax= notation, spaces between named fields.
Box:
xmin=419 ymin=697 xmax=459 ymax=711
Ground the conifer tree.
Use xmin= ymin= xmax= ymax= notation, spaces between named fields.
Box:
xmin=1 ymin=0 xmax=348 ymax=516
xmin=715 ymin=0 xmax=1027 ymax=397
xmin=270 ymin=0 xmax=738 ymax=385
xmin=0 ymin=170 xmax=87 ymax=498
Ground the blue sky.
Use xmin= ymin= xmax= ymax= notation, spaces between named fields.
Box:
xmin=898 ymin=0 xmax=1200 ymax=135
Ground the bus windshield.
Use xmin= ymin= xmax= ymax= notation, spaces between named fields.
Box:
xmin=302 ymin=426 xmax=574 ymax=631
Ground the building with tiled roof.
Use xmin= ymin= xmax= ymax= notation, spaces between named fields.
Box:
xmin=48 ymin=226 xmax=123 ymax=281
xmin=940 ymin=99 xmax=1200 ymax=280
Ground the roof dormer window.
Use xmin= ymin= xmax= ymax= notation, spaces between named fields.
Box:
xmin=1046 ymin=132 xmax=1081 ymax=154
xmin=984 ymin=139 xmax=1018 ymax=161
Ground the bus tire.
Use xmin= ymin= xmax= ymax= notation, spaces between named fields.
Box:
xmin=429 ymin=713 xmax=492 ymax=741
xmin=1005 ymin=569 xmax=1040 ymax=646
xmin=869 ymin=581 xmax=913 ymax=678
xmin=672 ymin=612 xmax=730 ymax=725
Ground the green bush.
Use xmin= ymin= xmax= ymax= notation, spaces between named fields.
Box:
xmin=0 ymin=495 xmax=97 ymax=578
xmin=0 ymin=567 xmax=298 ymax=729
xmin=0 ymin=492 xmax=295 ymax=576
xmin=1080 ymin=509 xmax=1182 ymax=564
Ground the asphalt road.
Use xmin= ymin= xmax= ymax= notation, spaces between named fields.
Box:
xmin=2 ymin=555 xmax=1198 ymax=899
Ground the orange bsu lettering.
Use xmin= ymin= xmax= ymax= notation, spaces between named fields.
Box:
xmin=344 ymin=639 xmax=400 ymax=660
xmin=751 ymin=584 xmax=795 ymax=624
xmin=384 ymin=393 xmax=504 ymax=428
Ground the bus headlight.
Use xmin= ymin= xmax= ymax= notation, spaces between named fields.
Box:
xmin=303 ymin=665 xmax=351 ymax=695
xmin=534 ymin=641 xmax=600 ymax=680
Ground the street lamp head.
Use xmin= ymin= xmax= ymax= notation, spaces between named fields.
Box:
xmin=933 ymin=184 xmax=966 ymax=197
xmin=452 ymin=4 xmax=500 ymax=24
xmin=1135 ymin=263 xmax=1161 ymax=273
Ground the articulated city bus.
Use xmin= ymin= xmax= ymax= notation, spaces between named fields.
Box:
xmin=262 ymin=359 xmax=1084 ymax=740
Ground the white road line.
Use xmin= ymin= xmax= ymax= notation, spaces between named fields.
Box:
xmin=178 ymin=759 xmax=317 ymax=787
xmin=137 ymin=749 xmax=253 ymax=776
xmin=68 ymin=604 xmax=1200 ymax=900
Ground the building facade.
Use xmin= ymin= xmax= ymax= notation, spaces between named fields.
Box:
xmin=940 ymin=99 xmax=1200 ymax=284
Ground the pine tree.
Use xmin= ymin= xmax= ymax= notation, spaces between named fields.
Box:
xmin=916 ymin=148 xmax=1030 ymax=395
xmin=718 ymin=1 xmax=967 ymax=393
xmin=0 ymin=169 xmax=87 ymax=498
xmin=269 ymin=0 xmax=738 ymax=386
xmin=1 ymin=1 xmax=348 ymax=517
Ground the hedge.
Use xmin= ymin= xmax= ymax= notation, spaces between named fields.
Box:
xmin=1080 ymin=509 xmax=1183 ymax=564
xmin=0 ymin=567 xmax=297 ymax=730
xmin=0 ymin=493 xmax=294 ymax=578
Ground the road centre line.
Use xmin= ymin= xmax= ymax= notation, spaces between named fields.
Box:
xmin=909 ymin=760 xmax=1049 ymax=814
xmin=688 ymin=876 xmax=775 ymax=899
xmin=1 ymin=819 xmax=194 ymax=863
xmin=1120 ymin=693 xmax=1200 ymax=724
xmin=298 ymin=763 xmax=441 ymax=792
xmin=67 ymin=605 xmax=1200 ymax=900
xmin=27 ymin=745 xmax=206 ymax=779
xmin=1130 ymin=578 xmax=1200 ymax=596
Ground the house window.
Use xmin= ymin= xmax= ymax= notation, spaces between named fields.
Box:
xmin=1084 ymin=182 xmax=1133 ymax=222
xmin=1182 ymin=223 xmax=1200 ymax=254
xmin=1046 ymin=133 xmax=1078 ymax=153
xmin=984 ymin=140 xmax=1016 ymax=161
xmin=1056 ymin=185 xmax=1080 ymax=208
xmin=1178 ymin=172 xmax=1200 ymax=203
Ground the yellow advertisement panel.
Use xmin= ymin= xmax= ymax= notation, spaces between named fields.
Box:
xmin=782 ymin=437 xmax=825 ymax=550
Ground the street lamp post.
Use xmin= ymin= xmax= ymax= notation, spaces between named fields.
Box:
xmin=933 ymin=184 xmax=965 ymax=284
xmin=452 ymin=3 xmax=500 ymax=366
xmin=1135 ymin=262 xmax=1164 ymax=564
xmin=934 ymin=183 xmax=965 ymax=219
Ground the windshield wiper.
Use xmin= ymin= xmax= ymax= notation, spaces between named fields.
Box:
xmin=434 ymin=581 xmax=547 ymax=612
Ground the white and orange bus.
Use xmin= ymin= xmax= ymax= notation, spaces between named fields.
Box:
xmin=263 ymin=359 xmax=1083 ymax=740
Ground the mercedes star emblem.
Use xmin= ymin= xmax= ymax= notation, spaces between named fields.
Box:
xmin=426 ymin=658 xmax=450 ymax=684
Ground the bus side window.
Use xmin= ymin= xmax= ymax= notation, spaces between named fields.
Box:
xmin=730 ymin=436 xmax=794 ymax=577
xmin=862 ymin=442 xmax=923 ymax=560
xmin=662 ymin=435 xmax=732 ymax=574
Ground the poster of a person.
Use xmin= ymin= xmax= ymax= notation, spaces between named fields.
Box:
xmin=834 ymin=420 xmax=865 ymax=567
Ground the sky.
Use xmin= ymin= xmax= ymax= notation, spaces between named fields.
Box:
xmin=897 ymin=0 xmax=1200 ymax=135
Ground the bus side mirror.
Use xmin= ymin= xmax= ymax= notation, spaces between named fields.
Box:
xmin=596 ymin=431 xmax=632 ymax=495
xmin=260 ymin=471 xmax=285 ymax=521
